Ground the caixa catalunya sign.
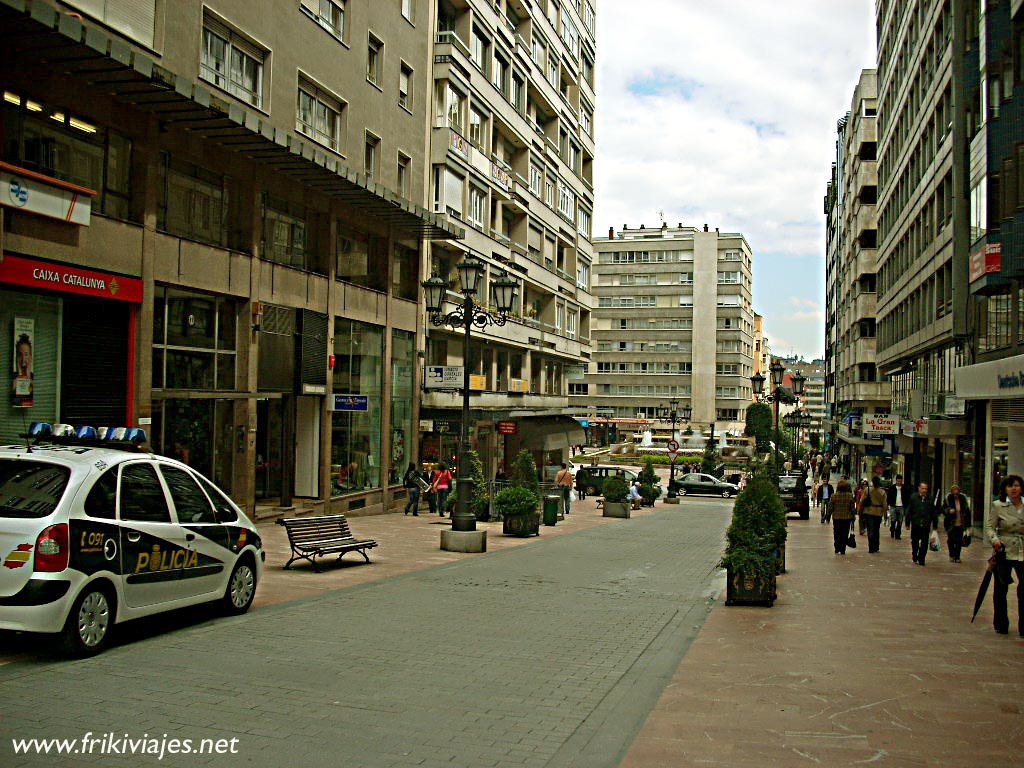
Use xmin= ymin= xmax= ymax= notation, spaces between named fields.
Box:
xmin=0 ymin=254 xmax=143 ymax=303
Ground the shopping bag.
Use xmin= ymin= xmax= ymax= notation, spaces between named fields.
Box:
xmin=569 ymin=489 xmax=577 ymax=503
xmin=929 ymin=529 xmax=941 ymax=552
xmin=962 ymin=531 xmax=972 ymax=547
xmin=847 ymin=532 xmax=857 ymax=548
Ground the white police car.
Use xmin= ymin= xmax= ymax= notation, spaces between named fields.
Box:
xmin=0 ymin=423 xmax=264 ymax=656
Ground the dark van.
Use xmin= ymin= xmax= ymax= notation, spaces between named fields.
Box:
xmin=574 ymin=465 xmax=638 ymax=496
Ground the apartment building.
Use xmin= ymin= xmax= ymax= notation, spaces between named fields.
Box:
xmin=420 ymin=0 xmax=595 ymax=477
xmin=0 ymin=0 xmax=462 ymax=514
xmin=873 ymin=0 xmax=969 ymax=489
xmin=951 ymin=0 xmax=1024 ymax=502
xmin=825 ymin=70 xmax=892 ymax=472
xmin=573 ymin=224 xmax=756 ymax=441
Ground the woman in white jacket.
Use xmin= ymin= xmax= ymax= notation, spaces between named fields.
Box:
xmin=987 ymin=474 xmax=1024 ymax=636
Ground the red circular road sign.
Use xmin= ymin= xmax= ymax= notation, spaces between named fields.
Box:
xmin=667 ymin=439 xmax=680 ymax=451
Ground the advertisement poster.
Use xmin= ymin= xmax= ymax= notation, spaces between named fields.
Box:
xmin=12 ymin=317 xmax=34 ymax=407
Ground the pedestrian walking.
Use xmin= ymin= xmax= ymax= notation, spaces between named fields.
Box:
xmin=827 ymin=478 xmax=856 ymax=554
xmin=986 ymin=473 xmax=1024 ymax=636
xmin=402 ymin=462 xmax=423 ymax=516
xmin=555 ymin=463 xmax=574 ymax=515
xmin=942 ymin=484 xmax=972 ymax=563
xmin=907 ymin=481 xmax=939 ymax=566
xmin=431 ymin=462 xmax=453 ymax=517
xmin=887 ymin=473 xmax=910 ymax=539
xmin=855 ymin=479 xmax=870 ymax=534
xmin=819 ymin=477 xmax=835 ymax=523
xmin=863 ymin=476 xmax=887 ymax=553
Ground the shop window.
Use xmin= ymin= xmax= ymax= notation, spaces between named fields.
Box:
xmin=152 ymin=286 xmax=239 ymax=391
xmin=393 ymin=243 xmax=419 ymax=301
xmin=389 ymin=329 xmax=415 ymax=484
xmin=331 ymin=319 xmax=384 ymax=495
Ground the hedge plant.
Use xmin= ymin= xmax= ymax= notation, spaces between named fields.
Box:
xmin=602 ymin=474 xmax=630 ymax=503
xmin=719 ymin=471 xmax=787 ymax=581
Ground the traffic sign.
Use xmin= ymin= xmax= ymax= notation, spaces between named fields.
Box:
xmin=666 ymin=439 xmax=680 ymax=451
xmin=668 ymin=450 xmax=679 ymax=462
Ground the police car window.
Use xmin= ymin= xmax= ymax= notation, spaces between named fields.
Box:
xmin=0 ymin=460 xmax=70 ymax=518
xmin=83 ymin=468 xmax=118 ymax=519
xmin=119 ymin=463 xmax=172 ymax=523
xmin=159 ymin=466 xmax=217 ymax=524
xmin=195 ymin=475 xmax=239 ymax=523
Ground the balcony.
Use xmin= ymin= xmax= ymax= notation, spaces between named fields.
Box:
xmin=852 ymin=291 xmax=876 ymax=321
xmin=850 ymin=380 xmax=889 ymax=404
xmin=851 ymin=246 xmax=877 ymax=279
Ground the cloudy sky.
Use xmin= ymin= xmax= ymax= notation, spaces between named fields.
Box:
xmin=593 ymin=1 xmax=877 ymax=361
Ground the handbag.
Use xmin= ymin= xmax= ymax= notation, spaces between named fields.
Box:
xmin=962 ymin=530 xmax=972 ymax=547
xmin=847 ymin=532 xmax=857 ymax=548
xmin=929 ymin=529 xmax=941 ymax=551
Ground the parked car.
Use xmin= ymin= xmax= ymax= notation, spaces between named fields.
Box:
xmin=574 ymin=465 xmax=639 ymax=496
xmin=0 ymin=423 xmax=264 ymax=657
xmin=778 ymin=473 xmax=810 ymax=519
xmin=669 ymin=472 xmax=738 ymax=498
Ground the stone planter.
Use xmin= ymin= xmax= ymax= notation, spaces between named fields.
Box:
xmin=724 ymin=565 xmax=776 ymax=607
xmin=502 ymin=512 xmax=540 ymax=537
xmin=602 ymin=501 xmax=631 ymax=518
xmin=776 ymin=544 xmax=786 ymax=574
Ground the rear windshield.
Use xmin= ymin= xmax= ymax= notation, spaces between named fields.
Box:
xmin=0 ymin=459 xmax=71 ymax=518
xmin=779 ymin=476 xmax=798 ymax=490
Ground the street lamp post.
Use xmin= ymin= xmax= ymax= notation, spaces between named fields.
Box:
xmin=750 ymin=360 xmax=806 ymax=477
xmin=422 ymin=256 xmax=518 ymax=532
xmin=658 ymin=399 xmax=691 ymax=498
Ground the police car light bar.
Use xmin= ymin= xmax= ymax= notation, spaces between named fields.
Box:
xmin=20 ymin=422 xmax=148 ymax=449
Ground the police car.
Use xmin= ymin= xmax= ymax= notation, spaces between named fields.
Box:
xmin=0 ymin=423 xmax=264 ymax=656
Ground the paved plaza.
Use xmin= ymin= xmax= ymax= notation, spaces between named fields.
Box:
xmin=2 ymin=489 xmax=1023 ymax=767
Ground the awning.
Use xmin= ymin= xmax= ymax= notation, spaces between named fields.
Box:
xmin=837 ymin=434 xmax=883 ymax=447
xmin=0 ymin=1 xmax=463 ymax=241
xmin=516 ymin=416 xmax=586 ymax=452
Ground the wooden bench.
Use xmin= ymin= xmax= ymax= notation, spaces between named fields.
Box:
xmin=276 ymin=513 xmax=378 ymax=572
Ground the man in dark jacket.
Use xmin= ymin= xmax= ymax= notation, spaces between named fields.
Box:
xmin=886 ymin=474 xmax=912 ymax=540
xmin=907 ymin=481 xmax=938 ymax=565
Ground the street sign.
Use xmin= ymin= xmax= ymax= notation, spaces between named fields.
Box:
xmin=666 ymin=439 xmax=680 ymax=451
xmin=668 ymin=450 xmax=679 ymax=462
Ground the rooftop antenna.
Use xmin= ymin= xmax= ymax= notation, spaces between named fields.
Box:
xmin=656 ymin=209 xmax=666 ymax=227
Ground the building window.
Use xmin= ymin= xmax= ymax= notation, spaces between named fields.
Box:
xmin=567 ymin=309 xmax=577 ymax=339
xmin=717 ymin=271 xmax=741 ymax=284
xmin=440 ymin=82 xmax=465 ymax=132
xmin=152 ymin=286 xmax=238 ymax=391
xmin=576 ymin=261 xmax=589 ymax=289
xmin=364 ymin=133 xmax=380 ymax=179
xmin=577 ymin=208 xmax=590 ymax=238
xmin=367 ymin=34 xmax=383 ymax=86
xmin=200 ymin=15 xmax=265 ymax=108
xmin=529 ymin=164 xmax=543 ymax=195
xmin=158 ymin=155 xmax=228 ymax=247
xmin=544 ymin=176 xmax=554 ymax=207
xmin=300 ymin=0 xmax=345 ymax=39
xmin=399 ymin=63 xmax=413 ymax=110
xmin=397 ymin=153 xmax=410 ymax=198
xmin=468 ymin=186 xmax=486 ymax=227
xmin=511 ymin=73 xmax=524 ymax=111
xmin=297 ymin=77 xmax=343 ymax=152
xmin=263 ymin=197 xmax=315 ymax=271
xmin=469 ymin=106 xmax=485 ymax=147
xmin=471 ymin=26 xmax=489 ymax=73
xmin=336 ymin=223 xmax=387 ymax=292
xmin=400 ymin=0 xmax=413 ymax=22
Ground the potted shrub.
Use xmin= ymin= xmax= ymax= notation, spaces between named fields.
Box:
xmin=637 ymin=457 xmax=662 ymax=506
xmin=465 ymin=450 xmax=490 ymax=521
xmin=496 ymin=486 xmax=540 ymax=536
xmin=602 ymin=474 xmax=631 ymax=518
xmin=720 ymin=470 xmax=787 ymax=606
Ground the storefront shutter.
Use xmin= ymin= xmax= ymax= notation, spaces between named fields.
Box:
xmin=61 ymin=296 xmax=129 ymax=427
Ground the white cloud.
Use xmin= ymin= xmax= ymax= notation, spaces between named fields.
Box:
xmin=594 ymin=1 xmax=876 ymax=358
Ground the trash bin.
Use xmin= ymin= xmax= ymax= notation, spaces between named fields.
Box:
xmin=543 ymin=494 xmax=560 ymax=526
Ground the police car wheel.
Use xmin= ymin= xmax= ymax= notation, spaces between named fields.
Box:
xmin=61 ymin=585 xmax=113 ymax=657
xmin=222 ymin=559 xmax=256 ymax=615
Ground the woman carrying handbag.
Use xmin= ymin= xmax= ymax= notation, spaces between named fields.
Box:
xmin=828 ymin=478 xmax=856 ymax=555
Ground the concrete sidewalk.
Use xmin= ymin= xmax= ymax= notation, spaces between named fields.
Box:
xmin=620 ymin=514 xmax=1024 ymax=767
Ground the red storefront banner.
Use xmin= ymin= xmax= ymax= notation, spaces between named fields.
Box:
xmin=0 ymin=254 xmax=143 ymax=303
xmin=969 ymin=242 xmax=1001 ymax=282
xmin=497 ymin=421 xmax=517 ymax=435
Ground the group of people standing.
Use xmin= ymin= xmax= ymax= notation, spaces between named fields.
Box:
xmin=820 ymin=469 xmax=1024 ymax=638
xmin=401 ymin=462 xmax=453 ymax=517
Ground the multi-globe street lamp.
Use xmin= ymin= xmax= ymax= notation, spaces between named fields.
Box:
xmin=783 ymin=409 xmax=814 ymax=464
xmin=750 ymin=360 xmax=806 ymax=475
xmin=657 ymin=398 xmax=691 ymax=498
xmin=422 ymin=255 xmax=518 ymax=532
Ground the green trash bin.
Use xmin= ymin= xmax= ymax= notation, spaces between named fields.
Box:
xmin=543 ymin=494 xmax=560 ymax=526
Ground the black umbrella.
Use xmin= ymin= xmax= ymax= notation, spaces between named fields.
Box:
xmin=972 ymin=551 xmax=1012 ymax=623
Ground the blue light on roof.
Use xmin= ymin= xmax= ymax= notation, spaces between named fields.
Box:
xmin=28 ymin=422 xmax=52 ymax=436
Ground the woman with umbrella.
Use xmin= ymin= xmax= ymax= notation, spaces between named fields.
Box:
xmin=986 ymin=474 xmax=1024 ymax=635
